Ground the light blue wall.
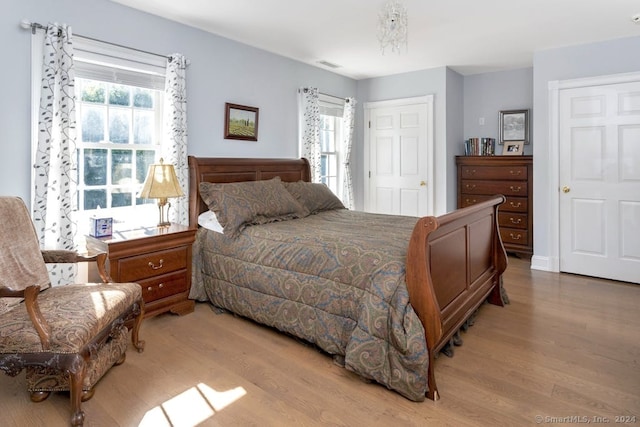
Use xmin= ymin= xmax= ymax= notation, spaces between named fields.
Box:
xmin=445 ymin=68 xmax=464 ymax=211
xmin=532 ymin=36 xmax=640 ymax=262
xmin=0 ymin=0 xmax=357 ymax=207
xmin=463 ymin=68 xmax=533 ymax=155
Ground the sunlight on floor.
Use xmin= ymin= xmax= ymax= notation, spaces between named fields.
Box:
xmin=139 ymin=383 xmax=247 ymax=427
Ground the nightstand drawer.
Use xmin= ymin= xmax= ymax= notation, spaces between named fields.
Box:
xmin=118 ymin=247 xmax=187 ymax=282
xmin=461 ymin=165 xmax=528 ymax=180
xmin=461 ymin=180 xmax=528 ymax=196
xmin=138 ymin=271 xmax=188 ymax=303
xmin=503 ymin=196 xmax=528 ymax=213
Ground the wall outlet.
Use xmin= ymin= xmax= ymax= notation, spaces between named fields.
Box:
xmin=479 ymin=117 xmax=485 ymax=125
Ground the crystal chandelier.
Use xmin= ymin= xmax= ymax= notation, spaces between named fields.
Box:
xmin=376 ymin=0 xmax=408 ymax=54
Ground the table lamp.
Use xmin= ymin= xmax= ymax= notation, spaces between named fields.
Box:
xmin=139 ymin=158 xmax=184 ymax=227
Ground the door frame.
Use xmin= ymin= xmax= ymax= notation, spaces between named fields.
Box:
xmin=546 ymin=71 xmax=640 ymax=273
xmin=363 ymin=95 xmax=437 ymax=216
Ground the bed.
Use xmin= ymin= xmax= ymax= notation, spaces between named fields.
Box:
xmin=187 ymin=156 xmax=508 ymax=402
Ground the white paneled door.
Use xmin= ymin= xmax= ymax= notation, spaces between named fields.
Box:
xmin=364 ymin=97 xmax=433 ymax=217
xmin=559 ymin=82 xmax=640 ymax=284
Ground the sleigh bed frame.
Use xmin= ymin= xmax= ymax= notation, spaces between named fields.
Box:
xmin=188 ymin=156 xmax=508 ymax=400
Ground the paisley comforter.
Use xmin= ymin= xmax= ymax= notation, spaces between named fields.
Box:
xmin=189 ymin=209 xmax=429 ymax=401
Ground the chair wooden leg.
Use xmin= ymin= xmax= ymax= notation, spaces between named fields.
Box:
xmin=131 ymin=304 xmax=145 ymax=353
xmin=69 ymin=362 xmax=87 ymax=427
xmin=30 ymin=391 xmax=51 ymax=403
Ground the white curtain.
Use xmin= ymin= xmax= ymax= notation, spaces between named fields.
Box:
xmin=298 ymin=87 xmax=321 ymax=183
xmin=32 ymin=23 xmax=78 ymax=286
xmin=341 ymin=97 xmax=356 ymax=209
xmin=163 ymin=54 xmax=189 ymax=225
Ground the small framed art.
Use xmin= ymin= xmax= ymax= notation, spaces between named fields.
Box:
xmin=502 ymin=141 xmax=525 ymax=156
xmin=499 ymin=109 xmax=529 ymax=145
xmin=224 ymin=103 xmax=259 ymax=141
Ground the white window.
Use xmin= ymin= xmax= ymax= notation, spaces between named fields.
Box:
xmin=318 ymin=94 xmax=344 ymax=199
xmin=73 ymin=37 xmax=167 ymax=230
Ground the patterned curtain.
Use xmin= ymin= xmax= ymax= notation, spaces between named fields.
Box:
xmin=341 ymin=97 xmax=356 ymax=210
xmin=299 ymin=87 xmax=321 ymax=183
xmin=163 ymin=54 xmax=189 ymax=225
xmin=32 ymin=23 xmax=77 ymax=286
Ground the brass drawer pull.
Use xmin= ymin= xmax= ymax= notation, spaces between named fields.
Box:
xmin=465 ymin=184 xmax=476 ymax=190
xmin=468 ymin=169 xmax=476 ymax=175
xmin=147 ymin=286 xmax=152 ymax=291
xmin=148 ymin=259 xmax=164 ymax=270
xmin=466 ymin=198 xmax=477 ymax=204
xmin=510 ymin=218 xmax=522 ymax=224
xmin=510 ymin=202 xmax=522 ymax=208
xmin=510 ymin=186 xmax=522 ymax=192
xmin=509 ymin=233 xmax=522 ymax=240
xmin=509 ymin=170 xmax=522 ymax=175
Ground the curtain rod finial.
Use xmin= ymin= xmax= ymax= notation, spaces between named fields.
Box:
xmin=20 ymin=19 xmax=32 ymax=30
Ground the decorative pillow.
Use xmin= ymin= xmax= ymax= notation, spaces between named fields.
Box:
xmin=284 ymin=181 xmax=346 ymax=214
xmin=199 ymin=177 xmax=309 ymax=237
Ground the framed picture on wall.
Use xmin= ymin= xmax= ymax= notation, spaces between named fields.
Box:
xmin=224 ymin=103 xmax=259 ymax=141
xmin=499 ymin=109 xmax=529 ymax=144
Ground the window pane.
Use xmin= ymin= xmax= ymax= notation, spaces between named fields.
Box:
xmin=81 ymin=81 xmax=105 ymax=103
xmin=133 ymin=88 xmax=153 ymax=108
xmin=109 ymin=84 xmax=131 ymax=106
xmin=136 ymin=151 xmax=155 ymax=185
xmin=81 ymin=105 xmax=105 ymax=142
xmin=109 ymin=108 xmax=130 ymax=144
xmin=84 ymin=149 xmax=107 ymax=185
xmin=112 ymin=150 xmax=132 ymax=185
xmin=84 ymin=189 xmax=106 ymax=210
xmin=134 ymin=110 xmax=154 ymax=145
xmin=111 ymin=190 xmax=131 ymax=208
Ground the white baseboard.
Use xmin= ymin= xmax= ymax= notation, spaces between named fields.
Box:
xmin=530 ymin=255 xmax=559 ymax=272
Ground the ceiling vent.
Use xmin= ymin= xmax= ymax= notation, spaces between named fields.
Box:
xmin=316 ymin=60 xmax=341 ymax=69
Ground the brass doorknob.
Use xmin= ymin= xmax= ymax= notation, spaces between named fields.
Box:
xmin=420 ymin=181 xmax=427 ymax=186
xmin=562 ymin=186 xmax=570 ymax=193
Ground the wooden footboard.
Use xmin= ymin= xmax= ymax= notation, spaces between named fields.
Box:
xmin=406 ymin=196 xmax=508 ymax=400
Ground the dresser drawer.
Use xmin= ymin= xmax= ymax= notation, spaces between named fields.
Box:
xmin=461 ymin=165 xmax=528 ymax=180
xmin=500 ymin=228 xmax=529 ymax=246
xmin=138 ymin=270 xmax=188 ymax=303
xmin=499 ymin=212 xmax=528 ymax=229
xmin=503 ymin=197 xmax=528 ymax=213
xmin=461 ymin=180 xmax=528 ymax=196
xmin=117 ymin=246 xmax=188 ymax=282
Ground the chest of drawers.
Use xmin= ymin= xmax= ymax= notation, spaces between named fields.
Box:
xmin=456 ymin=155 xmax=533 ymax=257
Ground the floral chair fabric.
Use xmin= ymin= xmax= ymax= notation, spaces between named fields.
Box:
xmin=0 ymin=197 xmax=145 ymax=427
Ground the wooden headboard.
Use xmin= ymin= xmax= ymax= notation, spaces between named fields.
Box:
xmin=187 ymin=156 xmax=311 ymax=228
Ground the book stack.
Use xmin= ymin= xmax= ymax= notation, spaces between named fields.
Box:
xmin=464 ymin=137 xmax=496 ymax=156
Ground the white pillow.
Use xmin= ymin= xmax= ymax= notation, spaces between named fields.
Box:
xmin=197 ymin=210 xmax=224 ymax=233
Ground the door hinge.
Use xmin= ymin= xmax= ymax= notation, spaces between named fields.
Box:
xmin=369 ymin=171 xmax=371 ymax=178
xmin=368 ymin=121 xmax=371 ymax=128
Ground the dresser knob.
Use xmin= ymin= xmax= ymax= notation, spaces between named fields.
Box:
xmin=159 ymin=283 xmax=164 ymax=288
xmin=147 ymin=286 xmax=152 ymax=291
xmin=148 ymin=259 xmax=164 ymax=270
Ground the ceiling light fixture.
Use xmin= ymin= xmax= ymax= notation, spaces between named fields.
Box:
xmin=377 ymin=0 xmax=408 ymax=54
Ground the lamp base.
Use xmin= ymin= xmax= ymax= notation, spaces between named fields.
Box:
xmin=156 ymin=198 xmax=172 ymax=228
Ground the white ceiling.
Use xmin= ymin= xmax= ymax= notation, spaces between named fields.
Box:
xmin=112 ymin=0 xmax=640 ymax=79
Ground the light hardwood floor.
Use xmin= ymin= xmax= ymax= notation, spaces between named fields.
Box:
xmin=1 ymin=256 xmax=639 ymax=426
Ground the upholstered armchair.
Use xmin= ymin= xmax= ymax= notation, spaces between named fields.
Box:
xmin=0 ymin=197 xmax=144 ymax=426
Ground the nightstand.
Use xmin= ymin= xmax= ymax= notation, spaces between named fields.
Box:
xmin=86 ymin=223 xmax=197 ymax=318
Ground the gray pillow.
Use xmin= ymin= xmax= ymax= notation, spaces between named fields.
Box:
xmin=284 ymin=181 xmax=346 ymax=214
xmin=199 ymin=177 xmax=309 ymax=238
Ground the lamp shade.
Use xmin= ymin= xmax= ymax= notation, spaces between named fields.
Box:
xmin=139 ymin=159 xmax=184 ymax=200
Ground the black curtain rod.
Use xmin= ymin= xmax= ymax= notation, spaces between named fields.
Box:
xmin=21 ymin=20 xmax=172 ymax=61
